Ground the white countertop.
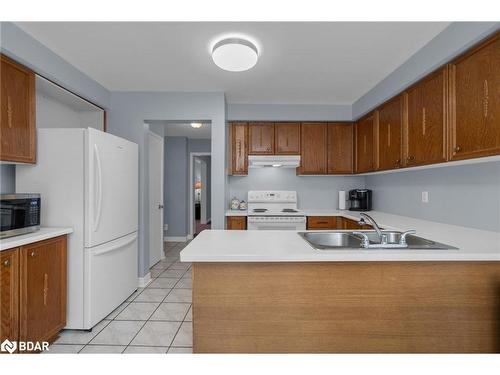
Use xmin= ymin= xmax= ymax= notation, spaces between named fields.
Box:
xmin=183 ymin=210 xmax=500 ymax=262
xmin=226 ymin=209 xmax=248 ymax=216
xmin=0 ymin=227 xmax=73 ymax=251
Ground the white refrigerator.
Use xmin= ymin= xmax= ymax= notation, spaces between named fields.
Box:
xmin=17 ymin=128 xmax=139 ymax=330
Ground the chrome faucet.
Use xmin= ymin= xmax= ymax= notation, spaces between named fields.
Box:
xmin=358 ymin=213 xmax=385 ymax=243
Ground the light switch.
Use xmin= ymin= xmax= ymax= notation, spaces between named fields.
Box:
xmin=421 ymin=191 xmax=429 ymax=203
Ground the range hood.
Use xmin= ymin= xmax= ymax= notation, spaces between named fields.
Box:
xmin=248 ymin=155 xmax=301 ymax=168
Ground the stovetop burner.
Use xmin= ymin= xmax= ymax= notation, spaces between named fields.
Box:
xmin=252 ymin=208 xmax=268 ymax=213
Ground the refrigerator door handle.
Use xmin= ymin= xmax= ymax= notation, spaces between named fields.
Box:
xmin=92 ymin=232 xmax=138 ymax=256
xmin=93 ymin=144 xmax=103 ymax=232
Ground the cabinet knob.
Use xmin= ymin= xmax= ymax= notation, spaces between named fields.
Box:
xmin=30 ymin=251 xmax=37 ymax=257
xmin=407 ymin=156 xmax=415 ymax=162
xmin=395 ymin=159 xmax=401 ymax=166
xmin=3 ymin=259 xmax=10 ymax=267
xmin=454 ymin=146 xmax=461 ymax=153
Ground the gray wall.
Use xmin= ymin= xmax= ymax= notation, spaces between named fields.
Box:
xmin=227 ymin=103 xmax=352 ymax=121
xmin=365 ymin=162 xmax=500 ymax=232
xmin=108 ymin=92 xmax=225 ymax=278
xmin=229 ymin=168 xmax=365 ymax=210
xmin=164 ymin=137 xmax=211 ymax=238
xmin=353 ymin=22 xmax=500 ymax=119
xmin=0 ymin=165 xmax=15 ymax=193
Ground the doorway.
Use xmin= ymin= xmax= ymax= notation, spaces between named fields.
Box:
xmin=190 ymin=153 xmax=211 ymax=237
xmin=148 ymin=131 xmax=164 ymax=267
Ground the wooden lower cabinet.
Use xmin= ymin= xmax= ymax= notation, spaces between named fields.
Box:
xmin=0 ymin=235 xmax=67 ymax=353
xmin=226 ymin=216 xmax=247 ymax=230
xmin=1 ymin=248 xmax=20 ymax=345
xmin=193 ymin=262 xmax=500 ymax=353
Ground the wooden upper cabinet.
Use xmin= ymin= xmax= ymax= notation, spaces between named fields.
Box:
xmin=0 ymin=54 xmax=36 ymax=163
xmin=1 ymin=248 xmax=19 ymax=345
xmin=248 ymin=122 xmax=275 ymax=154
xmin=376 ymin=96 xmax=403 ymax=171
xmin=19 ymin=236 xmax=67 ymax=344
xmin=449 ymin=33 xmax=500 ymax=161
xmin=275 ymin=122 xmax=300 ymax=154
xmin=405 ymin=68 xmax=447 ymax=166
xmin=355 ymin=114 xmax=375 ymax=173
xmin=230 ymin=122 xmax=248 ymax=175
xmin=327 ymin=123 xmax=353 ymax=174
xmin=298 ymin=123 xmax=328 ymax=175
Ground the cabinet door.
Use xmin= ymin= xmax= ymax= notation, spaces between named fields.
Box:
xmin=298 ymin=123 xmax=328 ymax=175
xmin=377 ymin=96 xmax=403 ymax=170
xmin=226 ymin=216 xmax=247 ymax=230
xmin=405 ymin=68 xmax=447 ymax=166
xmin=355 ymin=114 xmax=375 ymax=173
xmin=1 ymin=248 xmax=19 ymax=345
xmin=275 ymin=123 xmax=300 ymax=154
xmin=306 ymin=216 xmax=339 ymax=230
xmin=230 ymin=122 xmax=248 ymax=175
xmin=19 ymin=236 xmax=67 ymax=345
xmin=449 ymin=33 xmax=500 ymax=160
xmin=0 ymin=54 xmax=36 ymax=163
xmin=248 ymin=123 xmax=275 ymax=154
xmin=327 ymin=123 xmax=354 ymax=174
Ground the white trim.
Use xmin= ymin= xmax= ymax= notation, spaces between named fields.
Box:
xmin=148 ymin=130 xmax=164 ymax=268
xmin=189 ymin=152 xmax=211 ymax=238
xmin=164 ymin=236 xmax=188 ymax=242
xmin=138 ymin=272 xmax=152 ymax=288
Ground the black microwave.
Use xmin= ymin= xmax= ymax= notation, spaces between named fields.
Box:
xmin=0 ymin=194 xmax=41 ymax=239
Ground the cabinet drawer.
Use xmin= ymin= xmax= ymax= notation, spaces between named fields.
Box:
xmin=307 ymin=216 xmax=338 ymax=230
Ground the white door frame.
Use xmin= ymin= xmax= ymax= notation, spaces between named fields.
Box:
xmin=189 ymin=152 xmax=211 ymax=238
xmin=148 ymin=131 xmax=164 ymax=267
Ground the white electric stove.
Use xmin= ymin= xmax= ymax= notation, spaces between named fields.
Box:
xmin=247 ymin=191 xmax=306 ymax=230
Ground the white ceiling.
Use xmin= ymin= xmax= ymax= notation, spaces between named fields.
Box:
xmin=16 ymin=22 xmax=450 ymax=105
xmin=148 ymin=121 xmax=211 ymax=139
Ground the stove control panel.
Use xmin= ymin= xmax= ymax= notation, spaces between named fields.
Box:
xmin=248 ymin=191 xmax=297 ymax=203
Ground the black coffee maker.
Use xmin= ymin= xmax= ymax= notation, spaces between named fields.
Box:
xmin=348 ymin=189 xmax=372 ymax=211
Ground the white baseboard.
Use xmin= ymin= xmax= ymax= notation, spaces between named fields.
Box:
xmin=138 ymin=272 xmax=152 ymax=288
xmin=164 ymin=236 xmax=188 ymax=242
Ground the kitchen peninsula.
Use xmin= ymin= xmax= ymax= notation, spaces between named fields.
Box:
xmin=181 ymin=211 xmax=500 ymax=353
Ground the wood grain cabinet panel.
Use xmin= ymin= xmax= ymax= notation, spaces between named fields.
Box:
xmin=298 ymin=123 xmax=328 ymax=175
xmin=449 ymin=33 xmax=500 ymax=160
xmin=376 ymin=96 xmax=403 ymax=170
xmin=355 ymin=114 xmax=375 ymax=173
xmin=248 ymin=123 xmax=275 ymax=155
xmin=230 ymin=122 xmax=248 ymax=175
xmin=1 ymin=248 xmax=19 ymax=345
xmin=327 ymin=123 xmax=354 ymax=174
xmin=405 ymin=68 xmax=447 ymax=166
xmin=306 ymin=216 xmax=339 ymax=230
xmin=275 ymin=123 xmax=300 ymax=154
xmin=19 ymin=236 xmax=67 ymax=345
xmin=226 ymin=216 xmax=247 ymax=230
xmin=0 ymin=54 xmax=36 ymax=163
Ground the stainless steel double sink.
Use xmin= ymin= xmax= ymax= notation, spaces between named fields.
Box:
xmin=298 ymin=231 xmax=457 ymax=250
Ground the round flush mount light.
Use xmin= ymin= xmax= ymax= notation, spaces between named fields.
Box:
xmin=191 ymin=122 xmax=202 ymax=129
xmin=212 ymin=38 xmax=258 ymax=72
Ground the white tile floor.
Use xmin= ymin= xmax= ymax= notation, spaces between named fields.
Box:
xmin=45 ymin=242 xmax=193 ymax=354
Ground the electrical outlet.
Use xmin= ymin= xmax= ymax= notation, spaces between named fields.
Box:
xmin=421 ymin=191 xmax=429 ymax=203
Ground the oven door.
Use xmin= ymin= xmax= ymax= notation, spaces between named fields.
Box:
xmin=247 ymin=216 xmax=306 ymax=231
xmin=0 ymin=194 xmax=41 ymax=238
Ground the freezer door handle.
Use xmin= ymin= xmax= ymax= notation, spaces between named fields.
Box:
xmin=93 ymin=144 xmax=103 ymax=232
xmin=92 ymin=233 xmax=138 ymax=256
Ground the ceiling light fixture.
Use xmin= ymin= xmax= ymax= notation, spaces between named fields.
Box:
xmin=191 ymin=122 xmax=202 ymax=129
xmin=212 ymin=38 xmax=258 ymax=72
